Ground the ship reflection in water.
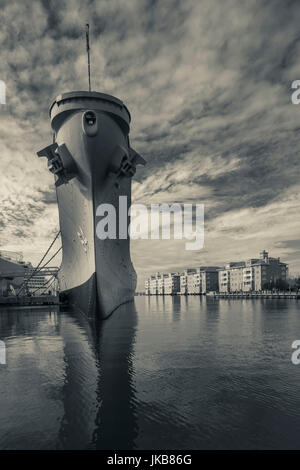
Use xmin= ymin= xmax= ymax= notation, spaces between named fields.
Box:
xmin=1 ymin=296 xmax=300 ymax=449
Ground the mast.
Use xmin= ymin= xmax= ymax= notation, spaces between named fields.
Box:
xmin=86 ymin=23 xmax=91 ymax=92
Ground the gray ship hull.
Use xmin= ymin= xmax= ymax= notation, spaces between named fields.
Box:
xmin=38 ymin=91 xmax=144 ymax=319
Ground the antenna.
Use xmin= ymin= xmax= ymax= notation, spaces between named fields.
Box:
xmin=86 ymin=23 xmax=91 ymax=91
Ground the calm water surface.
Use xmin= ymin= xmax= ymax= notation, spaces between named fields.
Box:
xmin=0 ymin=296 xmax=300 ymax=449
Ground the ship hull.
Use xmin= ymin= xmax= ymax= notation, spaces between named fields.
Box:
xmin=42 ymin=91 xmax=140 ymax=320
xmin=60 ymin=273 xmax=135 ymax=320
xmin=59 ymin=273 xmax=97 ymax=319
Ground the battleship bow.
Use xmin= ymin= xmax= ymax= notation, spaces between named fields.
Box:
xmin=38 ymin=91 xmax=145 ymax=319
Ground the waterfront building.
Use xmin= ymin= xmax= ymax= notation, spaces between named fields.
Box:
xmin=0 ymin=251 xmax=58 ymax=296
xmin=147 ymin=266 xmax=220 ymax=296
xmin=179 ymin=268 xmax=196 ymax=294
xmin=0 ymin=251 xmax=32 ymax=294
xmin=25 ymin=271 xmax=48 ymax=295
xmin=145 ymin=271 xmax=187 ymax=295
xmin=157 ymin=273 xmax=169 ymax=294
xmin=200 ymin=267 xmax=220 ymax=293
xmin=149 ymin=273 xmax=160 ymax=295
xmin=219 ymin=261 xmax=245 ymax=293
xmin=179 ymin=272 xmax=187 ymax=295
xmin=164 ymin=273 xmax=181 ymax=295
xmin=186 ymin=269 xmax=198 ymax=294
xmin=218 ymin=251 xmax=288 ymax=293
xmin=186 ymin=267 xmax=220 ymax=294
xmin=145 ymin=251 xmax=288 ymax=296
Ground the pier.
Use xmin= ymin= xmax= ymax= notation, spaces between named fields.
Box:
xmin=0 ymin=295 xmax=59 ymax=306
xmin=143 ymin=291 xmax=300 ymax=299
xmin=0 ymin=233 xmax=61 ymax=308
xmin=207 ymin=291 xmax=300 ymax=299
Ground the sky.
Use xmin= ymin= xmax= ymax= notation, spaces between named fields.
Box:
xmin=0 ymin=0 xmax=300 ymax=290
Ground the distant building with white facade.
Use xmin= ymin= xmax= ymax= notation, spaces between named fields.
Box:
xmin=146 ymin=267 xmax=220 ymax=295
xmin=186 ymin=267 xmax=220 ymax=294
xmin=147 ymin=273 xmax=161 ymax=295
xmin=218 ymin=251 xmax=288 ymax=293
xmin=164 ymin=273 xmax=181 ymax=295
xmin=145 ymin=251 xmax=288 ymax=296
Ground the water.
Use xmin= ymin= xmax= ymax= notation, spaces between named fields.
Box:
xmin=0 ymin=296 xmax=300 ymax=450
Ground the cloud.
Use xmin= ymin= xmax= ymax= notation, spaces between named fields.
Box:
xmin=0 ymin=0 xmax=300 ymax=288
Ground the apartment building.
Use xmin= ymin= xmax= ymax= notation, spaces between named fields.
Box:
xmin=179 ymin=267 xmax=220 ymax=294
xmin=157 ymin=274 xmax=169 ymax=294
xmin=147 ymin=273 xmax=161 ymax=295
xmin=200 ymin=267 xmax=220 ymax=293
xmin=186 ymin=269 xmax=199 ymax=294
xmin=179 ymin=272 xmax=187 ymax=295
xmin=145 ymin=251 xmax=288 ymax=295
xmin=164 ymin=273 xmax=181 ymax=295
xmin=145 ymin=272 xmax=181 ymax=295
xmin=218 ymin=251 xmax=288 ymax=293
xmin=179 ymin=268 xmax=196 ymax=294
xmin=219 ymin=261 xmax=245 ymax=293
xmin=186 ymin=267 xmax=220 ymax=294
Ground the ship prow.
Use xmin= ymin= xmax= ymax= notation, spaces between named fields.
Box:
xmin=38 ymin=91 xmax=145 ymax=319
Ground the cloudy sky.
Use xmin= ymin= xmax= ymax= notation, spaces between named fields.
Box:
xmin=1 ymin=0 xmax=300 ymax=289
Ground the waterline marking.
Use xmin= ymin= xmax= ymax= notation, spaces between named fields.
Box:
xmin=96 ymin=197 xmax=204 ymax=251
xmin=0 ymin=340 xmax=6 ymax=365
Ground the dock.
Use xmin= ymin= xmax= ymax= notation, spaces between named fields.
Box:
xmin=0 ymin=295 xmax=60 ymax=307
xmin=206 ymin=292 xmax=300 ymax=299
